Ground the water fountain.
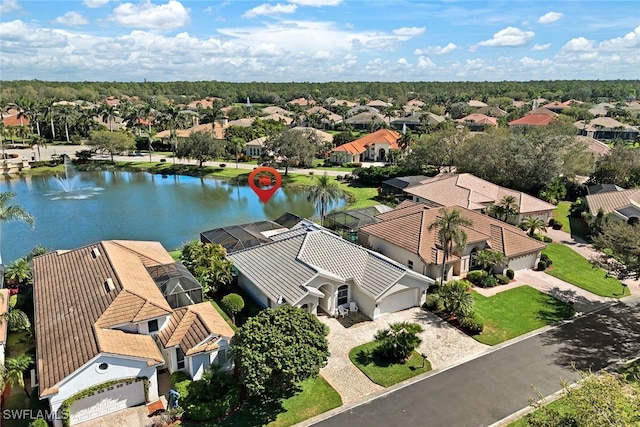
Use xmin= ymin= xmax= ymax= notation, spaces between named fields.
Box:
xmin=55 ymin=155 xmax=80 ymax=192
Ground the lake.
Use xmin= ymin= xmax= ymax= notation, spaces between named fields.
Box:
xmin=0 ymin=171 xmax=340 ymax=263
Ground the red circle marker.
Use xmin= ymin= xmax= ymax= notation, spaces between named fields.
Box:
xmin=248 ymin=167 xmax=282 ymax=203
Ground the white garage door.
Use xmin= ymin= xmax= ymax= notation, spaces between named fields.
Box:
xmin=70 ymin=380 xmax=145 ymax=425
xmin=508 ymin=253 xmax=537 ymax=272
xmin=378 ymin=288 xmax=418 ymax=315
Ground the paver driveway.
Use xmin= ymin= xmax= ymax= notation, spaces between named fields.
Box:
xmin=318 ymin=307 xmax=489 ymax=404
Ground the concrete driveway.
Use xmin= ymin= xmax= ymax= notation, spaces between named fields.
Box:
xmin=318 ymin=307 xmax=489 ymax=404
xmin=74 ymin=405 xmax=152 ymax=427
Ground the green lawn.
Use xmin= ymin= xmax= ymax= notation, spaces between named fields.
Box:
xmin=183 ymin=376 xmax=342 ymax=427
xmin=542 ymin=243 xmax=629 ymax=298
xmin=509 ymin=360 xmax=640 ymax=426
xmin=349 ymin=341 xmax=431 ymax=387
xmin=472 ymin=286 xmax=575 ymax=346
xmin=311 ymin=159 xmax=356 ymax=172
xmin=552 ymin=201 xmax=589 ymax=240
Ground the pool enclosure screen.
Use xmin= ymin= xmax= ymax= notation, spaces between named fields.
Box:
xmin=147 ymin=262 xmax=203 ymax=308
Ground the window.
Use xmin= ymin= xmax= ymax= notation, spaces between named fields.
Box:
xmin=407 ymin=260 xmax=414 ymax=270
xmin=96 ymin=362 xmax=109 ymax=373
xmin=176 ymin=347 xmax=185 ymax=370
xmin=337 ymin=285 xmax=348 ymax=306
xmin=470 ymin=248 xmax=478 ymax=268
xmin=148 ymin=319 xmax=159 ymax=333
xmin=218 ymin=348 xmax=227 ymax=364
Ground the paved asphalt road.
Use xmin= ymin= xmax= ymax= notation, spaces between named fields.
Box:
xmin=313 ymin=299 xmax=640 ymax=427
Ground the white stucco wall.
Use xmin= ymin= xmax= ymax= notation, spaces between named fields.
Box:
xmin=112 ymin=315 xmax=171 ymax=335
xmin=363 ymin=234 xmax=426 ymax=275
xmin=352 ymin=285 xmax=376 ymax=319
xmin=237 ymin=272 xmax=269 ymax=308
xmin=47 ymin=354 xmax=160 ymax=426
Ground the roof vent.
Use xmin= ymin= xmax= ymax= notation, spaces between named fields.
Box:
xmin=92 ymin=248 xmax=101 ymax=258
xmin=104 ymin=278 xmax=115 ymax=292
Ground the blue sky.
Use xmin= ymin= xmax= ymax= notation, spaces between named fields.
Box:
xmin=0 ymin=0 xmax=638 ymax=82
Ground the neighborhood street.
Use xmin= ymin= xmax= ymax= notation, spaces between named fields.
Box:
xmin=310 ymin=298 xmax=640 ymax=427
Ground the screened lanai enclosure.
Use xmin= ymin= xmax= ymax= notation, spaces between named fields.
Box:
xmin=200 ymin=213 xmax=304 ymax=254
xmin=147 ymin=262 xmax=203 ymax=308
xmin=324 ymin=205 xmax=394 ymax=233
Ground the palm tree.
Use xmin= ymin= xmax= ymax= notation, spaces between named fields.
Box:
xmin=474 ymin=249 xmax=507 ymax=273
xmin=521 ymin=216 xmax=547 ymax=237
xmin=497 ymin=195 xmax=520 ymax=222
xmin=2 ymin=354 xmax=34 ymax=397
xmin=0 ymin=192 xmax=35 ymax=265
xmin=307 ymin=173 xmax=343 ymax=225
xmin=98 ymin=103 xmax=118 ymax=132
xmin=428 ymin=208 xmax=473 ymax=284
xmin=158 ymin=104 xmax=187 ymax=164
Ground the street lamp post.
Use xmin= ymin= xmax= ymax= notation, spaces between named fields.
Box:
xmin=421 ymin=353 xmax=428 ymax=369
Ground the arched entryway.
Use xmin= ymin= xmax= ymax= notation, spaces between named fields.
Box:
xmin=378 ymin=148 xmax=386 ymax=161
xmin=318 ymin=284 xmax=334 ymax=315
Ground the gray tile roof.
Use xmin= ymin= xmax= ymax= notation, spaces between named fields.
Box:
xmin=228 ymin=228 xmax=424 ymax=305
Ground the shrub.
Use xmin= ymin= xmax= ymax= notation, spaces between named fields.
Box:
xmin=308 ymin=171 xmax=314 ymax=175
xmin=548 ymin=218 xmax=556 ymax=227
xmin=552 ymin=222 xmax=563 ymax=230
xmin=28 ymin=419 xmax=48 ymax=427
xmin=495 ymin=274 xmax=510 ymax=285
xmin=437 ymin=280 xmax=473 ymax=318
xmin=543 ymin=236 xmax=553 ymax=243
xmin=336 ymin=175 xmax=343 ymax=181
xmin=221 ymin=293 xmax=244 ymax=323
xmin=538 ymin=260 xmax=547 ymax=271
xmin=480 ymin=275 xmax=498 ymax=288
xmin=540 ymin=253 xmax=553 ymax=266
xmin=423 ymin=294 xmax=442 ymax=311
xmin=219 ymin=163 xmax=226 ymax=168
xmin=170 ymin=370 xmax=191 ymax=386
xmin=374 ymin=322 xmax=423 ymax=362
xmin=344 ymin=174 xmax=351 ymax=180
xmin=466 ymin=270 xmax=488 ymax=285
xmin=347 ymin=162 xmax=363 ymax=168
xmin=460 ymin=314 xmax=484 ymax=334
xmin=506 ymin=269 xmax=515 ymax=280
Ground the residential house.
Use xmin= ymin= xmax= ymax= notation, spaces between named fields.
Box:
xmin=391 ymin=111 xmax=445 ymax=132
xmin=245 ymin=136 xmax=268 ymax=158
xmin=262 ymin=106 xmax=291 ymax=116
xmin=381 ymin=175 xmax=433 ymax=198
xmin=543 ymin=101 xmax=570 ymax=113
xmin=574 ymin=117 xmax=639 ymax=141
xmin=228 ymin=225 xmax=434 ymax=319
xmin=344 ymin=111 xmax=388 ymax=131
xmin=329 ymin=128 xmax=401 ymax=163
xmin=367 ymin=100 xmax=392 ymax=108
xmin=585 ymin=188 xmax=640 ymax=224
xmin=287 ymin=98 xmax=316 ymax=108
xmin=402 ymin=173 xmax=556 ymax=224
xmin=588 ymin=103 xmax=616 ymax=117
xmin=508 ymin=108 xmax=558 ymax=127
xmin=306 ymin=106 xmax=343 ymax=127
xmin=32 ymin=240 xmax=232 ymax=427
xmin=155 ymin=122 xmax=227 ymax=140
xmin=157 ymin=303 xmax=234 ymax=381
xmin=468 ymin=100 xmax=488 ymax=108
xmin=406 ymin=99 xmax=425 ymax=108
xmin=456 ymin=114 xmax=497 ymax=131
xmin=577 ymin=135 xmax=612 ymax=159
xmin=329 ymin=99 xmax=357 ymax=108
xmin=587 ymin=184 xmax=624 ymax=195
xmin=474 ymin=106 xmax=508 ymax=117
xmin=0 ymin=288 xmax=8 ymax=365
xmin=262 ymin=113 xmax=293 ymax=126
xmin=359 ymin=202 xmax=546 ymax=281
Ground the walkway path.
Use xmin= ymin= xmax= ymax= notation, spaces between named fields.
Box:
xmin=318 ymin=307 xmax=488 ymax=404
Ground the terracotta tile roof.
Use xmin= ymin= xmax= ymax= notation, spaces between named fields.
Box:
xmin=287 ymin=98 xmax=316 ymax=106
xmin=574 ymin=117 xmax=639 ymax=133
xmin=332 ymin=129 xmax=401 ymax=155
xmin=262 ymin=106 xmax=291 ymax=116
xmin=33 ymin=241 xmax=174 ymax=397
xmin=367 ymin=100 xmax=392 ymax=107
xmin=508 ymin=114 xmax=555 ymax=126
xmin=467 ymin=100 xmax=488 ymax=108
xmin=406 ymin=99 xmax=425 ymax=107
xmin=95 ymin=329 xmax=163 ymax=364
xmin=457 ymin=114 xmax=498 ymax=126
xmin=2 ymin=114 xmax=29 ymax=127
xmin=263 ymin=113 xmax=293 ymax=125
xmin=0 ymin=289 xmax=9 ymax=344
xmin=158 ymin=302 xmax=234 ymax=356
xmin=156 ymin=122 xmax=227 ymax=139
xmin=360 ymin=204 xmax=545 ymax=264
xmin=543 ymin=101 xmax=569 ymax=110
xmin=330 ymin=99 xmax=357 ymax=108
xmin=475 ymin=106 xmax=508 ymax=117
xmin=576 ymin=135 xmax=612 ymax=157
xmin=404 ymin=173 xmax=555 ymax=215
xmin=527 ymin=108 xmax=558 ymax=117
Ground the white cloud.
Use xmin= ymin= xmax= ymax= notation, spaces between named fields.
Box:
xmin=203 ymin=6 xmax=213 ymax=13
xmin=531 ymin=43 xmax=550 ymax=51
xmin=108 ymin=0 xmax=190 ymax=31
xmin=243 ymin=3 xmax=297 ymax=18
xmin=537 ymin=12 xmax=563 ymax=24
xmin=599 ymin=25 xmax=640 ymax=50
xmin=0 ymin=0 xmax=20 ymax=13
xmin=54 ymin=12 xmax=89 ymax=26
xmin=561 ymin=37 xmax=595 ymax=52
xmin=417 ymin=56 xmax=435 ymax=68
xmin=414 ymin=42 xmax=457 ymax=55
xmin=83 ymin=0 xmax=109 ymax=7
xmin=475 ymin=27 xmax=535 ymax=48
xmin=392 ymin=26 xmax=425 ymax=37
xmin=288 ymin=0 xmax=341 ymax=6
